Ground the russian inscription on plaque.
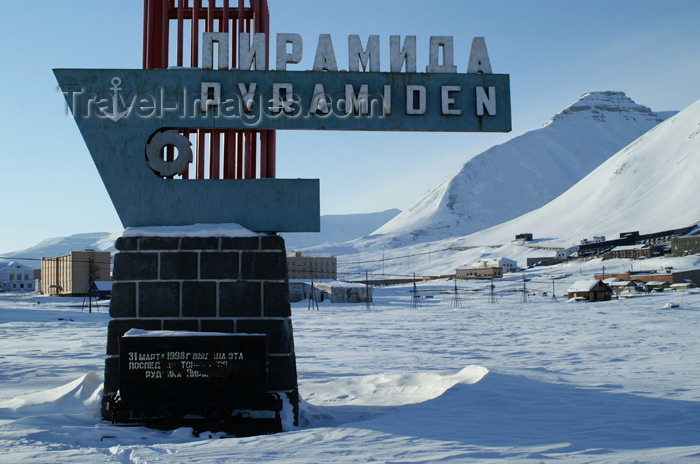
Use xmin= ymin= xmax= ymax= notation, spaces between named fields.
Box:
xmin=112 ymin=330 xmax=282 ymax=432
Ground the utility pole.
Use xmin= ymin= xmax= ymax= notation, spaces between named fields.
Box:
xmin=411 ymin=273 xmax=421 ymax=309
xmin=489 ymin=276 xmax=498 ymax=304
xmin=521 ymin=274 xmax=529 ymax=303
xmin=308 ymin=277 xmax=319 ymax=310
xmin=452 ymin=279 xmax=461 ymax=307
xmin=365 ymin=270 xmax=373 ymax=310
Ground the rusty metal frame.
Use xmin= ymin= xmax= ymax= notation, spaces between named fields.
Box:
xmin=143 ymin=0 xmax=275 ymax=180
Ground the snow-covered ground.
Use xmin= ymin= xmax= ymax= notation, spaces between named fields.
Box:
xmin=2 ymin=255 xmax=700 ymax=463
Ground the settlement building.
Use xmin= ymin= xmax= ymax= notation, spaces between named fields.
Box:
xmin=471 ymin=257 xmax=518 ymax=274
xmin=313 ymin=281 xmax=372 ymax=303
xmin=0 ymin=262 xmax=36 ymax=292
xmin=288 ymin=280 xmax=325 ymax=303
xmin=604 ymin=244 xmax=663 ymax=260
xmin=456 ymin=267 xmax=503 ymax=279
xmin=287 ymin=252 xmax=337 ymax=280
xmin=567 ymin=280 xmax=613 ymax=301
xmin=671 ymin=236 xmax=700 ymax=255
xmin=40 ymin=250 xmax=111 ymax=296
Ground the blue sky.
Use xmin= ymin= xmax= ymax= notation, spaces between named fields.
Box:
xmin=1 ymin=0 xmax=699 ymax=252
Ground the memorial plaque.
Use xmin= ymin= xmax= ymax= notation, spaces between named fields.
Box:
xmin=114 ymin=330 xmax=282 ymax=429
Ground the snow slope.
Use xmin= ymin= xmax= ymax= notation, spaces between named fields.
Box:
xmin=282 ymin=209 xmax=401 ymax=251
xmin=373 ymin=92 xmax=669 ymax=246
xmin=305 ymin=97 xmax=698 ymax=280
xmin=462 ymin=97 xmax=700 ymax=247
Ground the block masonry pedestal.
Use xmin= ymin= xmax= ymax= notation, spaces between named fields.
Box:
xmin=102 ymin=233 xmax=298 ymax=424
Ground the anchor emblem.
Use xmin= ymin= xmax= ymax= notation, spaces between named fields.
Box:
xmin=101 ymin=77 xmax=130 ymax=122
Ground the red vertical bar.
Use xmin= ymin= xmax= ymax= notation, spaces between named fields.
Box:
xmin=232 ymin=6 xmax=237 ymax=68
xmin=243 ymin=131 xmax=252 ymax=179
xmin=192 ymin=0 xmax=200 ymax=67
xmin=207 ymin=0 xmax=214 ymax=32
xmin=263 ymin=0 xmax=269 ymax=70
xmin=268 ymin=130 xmax=276 ymax=178
xmin=229 ymin=131 xmax=237 ymax=178
xmin=210 ymin=130 xmax=220 ymax=179
xmin=238 ymin=0 xmax=244 ymax=42
xmin=197 ymin=129 xmax=206 ymax=179
xmin=148 ymin=0 xmax=158 ymax=68
xmin=161 ymin=0 xmax=169 ymax=67
xmin=177 ymin=0 xmax=184 ymax=66
xmin=250 ymin=130 xmax=257 ymax=178
xmin=222 ymin=131 xmax=230 ymax=178
xmin=223 ymin=1 xmax=229 ymax=32
xmin=154 ymin=0 xmax=163 ymax=68
xmin=236 ymin=132 xmax=243 ymax=179
xmin=260 ymin=130 xmax=267 ymax=178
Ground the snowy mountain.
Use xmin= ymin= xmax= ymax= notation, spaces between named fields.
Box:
xmin=372 ymin=91 xmax=670 ymax=247
xmin=0 ymin=232 xmax=119 ymax=268
xmin=307 ymin=97 xmax=698 ymax=278
xmin=281 ymin=209 xmax=400 ymax=251
xmin=0 ymin=210 xmax=402 ymax=268
xmin=461 ymin=97 xmax=700 ymax=247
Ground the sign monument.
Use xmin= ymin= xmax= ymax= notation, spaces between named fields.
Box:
xmin=55 ymin=0 xmax=510 ymax=434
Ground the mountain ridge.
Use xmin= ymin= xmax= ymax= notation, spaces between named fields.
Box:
xmin=371 ymin=91 xmax=671 ymax=248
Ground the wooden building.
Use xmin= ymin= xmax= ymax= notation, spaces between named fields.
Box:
xmin=567 ymin=280 xmax=613 ymax=302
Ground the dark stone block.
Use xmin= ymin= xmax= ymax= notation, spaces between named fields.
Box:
xmin=180 ymin=237 xmax=219 ymax=250
xmin=103 ymin=356 xmax=119 ymax=394
xmin=113 ymin=252 xmax=158 ymax=281
xmin=115 ymin=236 xmax=138 ymax=251
xmin=220 ymin=281 xmax=261 ymax=317
xmin=263 ymin=281 xmax=291 ymax=317
xmin=200 ymin=252 xmax=240 ymax=280
xmin=260 ymin=234 xmax=285 ymax=251
xmin=237 ymin=318 xmax=294 ymax=354
xmin=182 ymin=281 xmax=217 ymax=317
xmin=201 ymin=319 xmax=234 ymax=333
xmin=268 ymin=354 xmax=298 ymax=391
xmin=241 ymin=251 xmax=287 ymax=280
xmin=139 ymin=237 xmax=180 ymax=250
xmin=109 ymin=282 xmax=136 ymax=318
xmin=221 ymin=236 xmax=260 ymax=250
xmin=163 ymin=319 xmax=199 ymax=331
xmin=106 ymin=319 xmax=161 ymax=355
xmin=160 ymin=252 xmax=198 ymax=280
xmin=139 ymin=281 xmax=180 ymax=317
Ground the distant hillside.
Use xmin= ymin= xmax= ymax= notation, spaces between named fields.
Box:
xmin=462 ymin=98 xmax=700 ymax=246
xmin=281 ymin=209 xmax=401 ymax=251
xmin=0 ymin=232 xmax=118 ymax=268
xmin=371 ymin=91 xmax=671 ymax=248
xmin=0 ymin=210 xmax=402 ymax=268
xmin=331 ymin=97 xmax=700 ymax=278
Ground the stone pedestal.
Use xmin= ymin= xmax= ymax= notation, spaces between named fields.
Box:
xmin=102 ymin=233 xmax=298 ymax=425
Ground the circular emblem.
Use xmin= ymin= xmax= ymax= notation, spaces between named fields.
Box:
xmin=145 ymin=130 xmax=193 ymax=177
